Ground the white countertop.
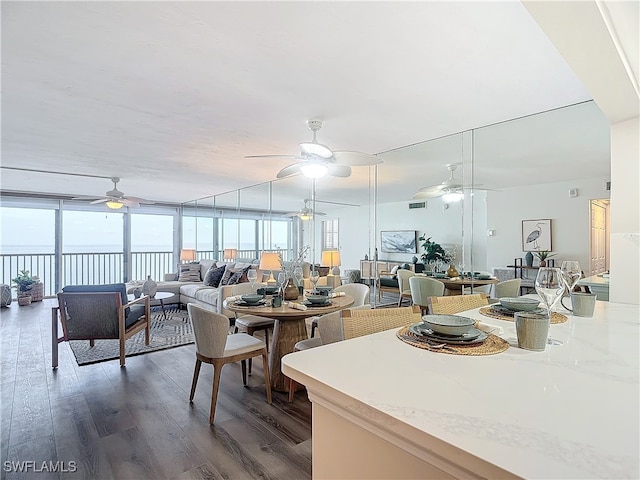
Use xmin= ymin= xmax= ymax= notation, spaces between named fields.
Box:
xmin=283 ymin=301 xmax=640 ymax=479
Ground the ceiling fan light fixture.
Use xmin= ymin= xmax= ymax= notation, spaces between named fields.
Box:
xmin=299 ymin=213 xmax=312 ymax=221
xmin=442 ymin=192 xmax=464 ymax=203
xmin=300 ymin=162 xmax=329 ymax=178
xmin=299 ymin=142 xmax=333 ymax=159
xmin=106 ymin=200 xmax=124 ymax=209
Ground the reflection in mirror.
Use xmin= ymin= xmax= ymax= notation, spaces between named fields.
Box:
xmin=472 ymin=101 xmax=610 ymax=278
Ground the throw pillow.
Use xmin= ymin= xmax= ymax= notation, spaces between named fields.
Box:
xmin=220 ymin=266 xmax=251 ymax=286
xmin=203 ymin=264 xmax=226 ymax=287
xmin=390 ymin=265 xmax=399 ymax=275
xmin=178 ymin=262 xmax=201 ymax=282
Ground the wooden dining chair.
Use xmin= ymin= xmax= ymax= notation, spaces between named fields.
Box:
xmin=187 ymin=303 xmax=272 ymax=424
xmin=342 ymin=305 xmax=421 ymax=340
xmin=428 ymin=293 xmax=488 ymax=315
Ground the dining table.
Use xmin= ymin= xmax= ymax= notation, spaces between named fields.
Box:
xmin=417 ymin=273 xmax=499 ymax=295
xmin=225 ymin=294 xmax=354 ymax=392
xmin=283 ymin=299 xmax=640 ymax=479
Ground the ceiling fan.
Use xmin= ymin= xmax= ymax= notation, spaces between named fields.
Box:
xmin=284 ymin=199 xmax=326 ymax=221
xmin=73 ymin=177 xmax=154 ymax=209
xmin=245 ymin=119 xmax=383 ymax=179
xmin=413 ymin=164 xmax=493 ymax=202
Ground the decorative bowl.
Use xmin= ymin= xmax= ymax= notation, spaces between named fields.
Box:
xmin=315 ymin=286 xmax=334 ymax=295
xmin=422 ymin=314 xmax=475 ymax=336
xmin=263 ymin=286 xmax=279 ymax=295
xmin=241 ymin=294 xmax=263 ymax=305
xmin=306 ymin=294 xmax=329 ymax=305
xmin=499 ymin=297 xmax=541 ymax=311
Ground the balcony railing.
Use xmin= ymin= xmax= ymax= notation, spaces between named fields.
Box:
xmin=1 ymin=248 xmax=291 ymax=298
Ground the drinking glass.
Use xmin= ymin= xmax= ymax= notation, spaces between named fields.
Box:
xmin=310 ymin=270 xmax=320 ymax=293
xmin=247 ymin=269 xmax=258 ymax=293
xmin=535 ymin=267 xmax=565 ymax=345
xmin=560 ymin=261 xmax=581 ymax=309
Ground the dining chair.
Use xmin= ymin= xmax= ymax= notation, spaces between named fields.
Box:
xmin=342 ymin=305 xmax=421 ymax=340
xmin=187 ymin=303 xmax=272 ymax=424
xmin=309 ymin=283 xmax=371 ymax=338
xmin=494 ymin=278 xmax=521 ymax=298
xmin=428 ymin=293 xmax=488 ymax=315
xmin=230 ymin=282 xmax=274 ymax=349
xmin=408 ymin=276 xmax=445 ymax=315
xmin=396 ymin=269 xmax=416 ymax=307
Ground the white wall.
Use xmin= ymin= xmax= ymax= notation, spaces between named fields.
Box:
xmin=486 ymin=177 xmax=610 ymax=272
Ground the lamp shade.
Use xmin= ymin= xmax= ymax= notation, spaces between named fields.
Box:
xmin=223 ymin=248 xmax=237 ymax=260
xmin=180 ymin=249 xmax=196 ymax=262
xmin=321 ymin=250 xmax=341 ymax=268
xmin=258 ymin=252 xmax=281 ymax=271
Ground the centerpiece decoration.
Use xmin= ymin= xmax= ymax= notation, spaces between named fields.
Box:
xmin=418 ymin=236 xmax=449 ymax=273
xmin=12 ymin=269 xmax=36 ymax=306
xmin=278 ymin=245 xmax=310 ymax=301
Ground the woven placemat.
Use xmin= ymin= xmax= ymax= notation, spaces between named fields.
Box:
xmin=479 ymin=307 xmax=567 ymax=324
xmin=396 ymin=325 xmax=509 ymax=356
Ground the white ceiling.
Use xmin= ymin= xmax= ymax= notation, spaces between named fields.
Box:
xmin=1 ymin=1 xmax=611 ymax=210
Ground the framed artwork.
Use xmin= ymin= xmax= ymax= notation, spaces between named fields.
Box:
xmin=522 ymin=219 xmax=552 ymax=251
xmin=381 ymin=230 xmax=417 ymax=254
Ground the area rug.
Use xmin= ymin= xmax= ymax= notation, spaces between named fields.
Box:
xmin=69 ymin=307 xmax=194 ymax=366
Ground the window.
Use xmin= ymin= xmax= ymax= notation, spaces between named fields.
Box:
xmin=322 ymin=219 xmax=339 ymax=250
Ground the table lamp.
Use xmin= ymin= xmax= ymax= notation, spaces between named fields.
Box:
xmin=180 ymin=249 xmax=196 ymax=263
xmin=259 ymin=252 xmax=280 ymax=286
xmin=321 ymin=250 xmax=341 ymax=277
xmin=223 ymin=248 xmax=237 ymax=262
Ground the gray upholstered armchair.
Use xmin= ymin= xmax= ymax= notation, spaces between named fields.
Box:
xmin=52 ymin=283 xmax=150 ymax=368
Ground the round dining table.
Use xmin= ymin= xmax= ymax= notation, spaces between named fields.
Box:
xmin=417 ymin=273 xmax=498 ymax=295
xmin=225 ymin=294 xmax=354 ymax=392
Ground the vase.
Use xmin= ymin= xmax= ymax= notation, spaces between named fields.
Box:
xmin=18 ymin=295 xmax=32 ymax=306
xmin=142 ymin=275 xmax=157 ymax=298
xmin=446 ymin=264 xmax=459 ymax=278
xmin=284 ymin=278 xmax=299 ymax=301
xmin=525 ymin=251 xmax=534 ymax=267
xmin=412 ymin=256 xmax=418 ymax=264
xmin=539 ymin=260 xmax=547 ymax=267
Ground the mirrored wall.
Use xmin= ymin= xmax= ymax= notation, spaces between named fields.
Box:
xmin=182 ymin=100 xmax=610 ymax=295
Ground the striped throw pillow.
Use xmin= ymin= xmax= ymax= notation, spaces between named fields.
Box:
xmin=178 ymin=262 xmax=201 ymax=282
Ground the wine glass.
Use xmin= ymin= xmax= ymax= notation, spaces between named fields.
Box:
xmin=309 ymin=269 xmax=320 ymax=293
xmin=293 ymin=266 xmax=303 ymax=288
xmin=247 ymin=269 xmax=258 ymax=293
xmin=560 ymin=261 xmax=581 ymax=310
xmin=277 ymin=272 xmax=287 ymax=296
xmin=535 ymin=267 xmax=565 ymax=345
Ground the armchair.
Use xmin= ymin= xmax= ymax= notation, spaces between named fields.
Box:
xmin=52 ymin=283 xmax=150 ymax=368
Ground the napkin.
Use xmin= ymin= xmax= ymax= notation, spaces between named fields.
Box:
xmin=329 ymin=292 xmax=345 ymax=298
xmin=288 ymin=302 xmax=308 ymax=311
xmin=474 ymin=320 xmax=504 ymax=335
xmin=227 ymin=295 xmax=244 ymax=302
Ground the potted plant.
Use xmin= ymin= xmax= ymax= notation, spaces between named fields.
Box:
xmin=418 ymin=236 xmax=448 ymax=272
xmin=534 ymin=250 xmax=556 ymax=267
xmin=12 ymin=269 xmax=36 ymax=306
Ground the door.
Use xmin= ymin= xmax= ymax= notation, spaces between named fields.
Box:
xmin=589 ymin=200 xmax=609 ymax=275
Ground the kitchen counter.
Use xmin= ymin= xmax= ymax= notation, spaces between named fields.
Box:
xmin=578 ymin=274 xmax=610 ymax=301
xmin=282 ymin=301 xmax=639 ymax=479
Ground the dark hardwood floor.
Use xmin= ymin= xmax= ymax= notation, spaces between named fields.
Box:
xmin=0 ymin=299 xmax=312 ymax=480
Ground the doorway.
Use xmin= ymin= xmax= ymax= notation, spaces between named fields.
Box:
xmin=589 ymin=199 xmax=610 ymax=275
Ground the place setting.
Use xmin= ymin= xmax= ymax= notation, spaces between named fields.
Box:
xmin=480 ymin=296 xmax=568 ymax=324
xmin=230 ymin=293 xmax=267 ymax=307
xmin=397 ymin=314 xmax=509 ymax=356
xmin=301 ymin=294 xmax=335 ymax=308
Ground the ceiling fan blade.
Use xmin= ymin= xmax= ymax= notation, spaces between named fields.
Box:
xmin=313 ymin=211 xmax=327 ymax=216
xmin=90 ymin=198 xmax=109 ymax=204
xmin=333 ymin=151 xmax=384 ymax=166
xmin=245 ymin=154 xmax=299 ymax=159
xmin=412 ymin=190 xmax=446 ymax=199
xmin=327 ymin=164 xmax=352 ymax=178
xmin=416 ymin=185 xmax=446 ymax=194
xmin=276 ymin=163 xmax=303 ymax=179
xmin=120 ymin=198 xmax=140 ymax=208
xmin=123 ymin=196 xmax=154 ymax=204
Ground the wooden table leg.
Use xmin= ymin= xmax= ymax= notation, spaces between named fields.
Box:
xmin=269 ymin=317 xmax=308 ymax=392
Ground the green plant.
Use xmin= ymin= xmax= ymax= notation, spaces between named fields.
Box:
xmin=418 ymin=236 xmax=448 ymax=264
xmin=534 ymin=250 xmax=555 ymax=261
xmin=11 ymin=269 xmax=35 ymax=295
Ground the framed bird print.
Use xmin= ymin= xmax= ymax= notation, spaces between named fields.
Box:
xmin=522 ymin=219 xmax=552 ymax=251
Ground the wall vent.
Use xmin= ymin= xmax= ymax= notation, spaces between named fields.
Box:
xmin=409 ymin=201 xmax=426 ymax=209
xmin=605 ymin=181 xmax=611 ymax=191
